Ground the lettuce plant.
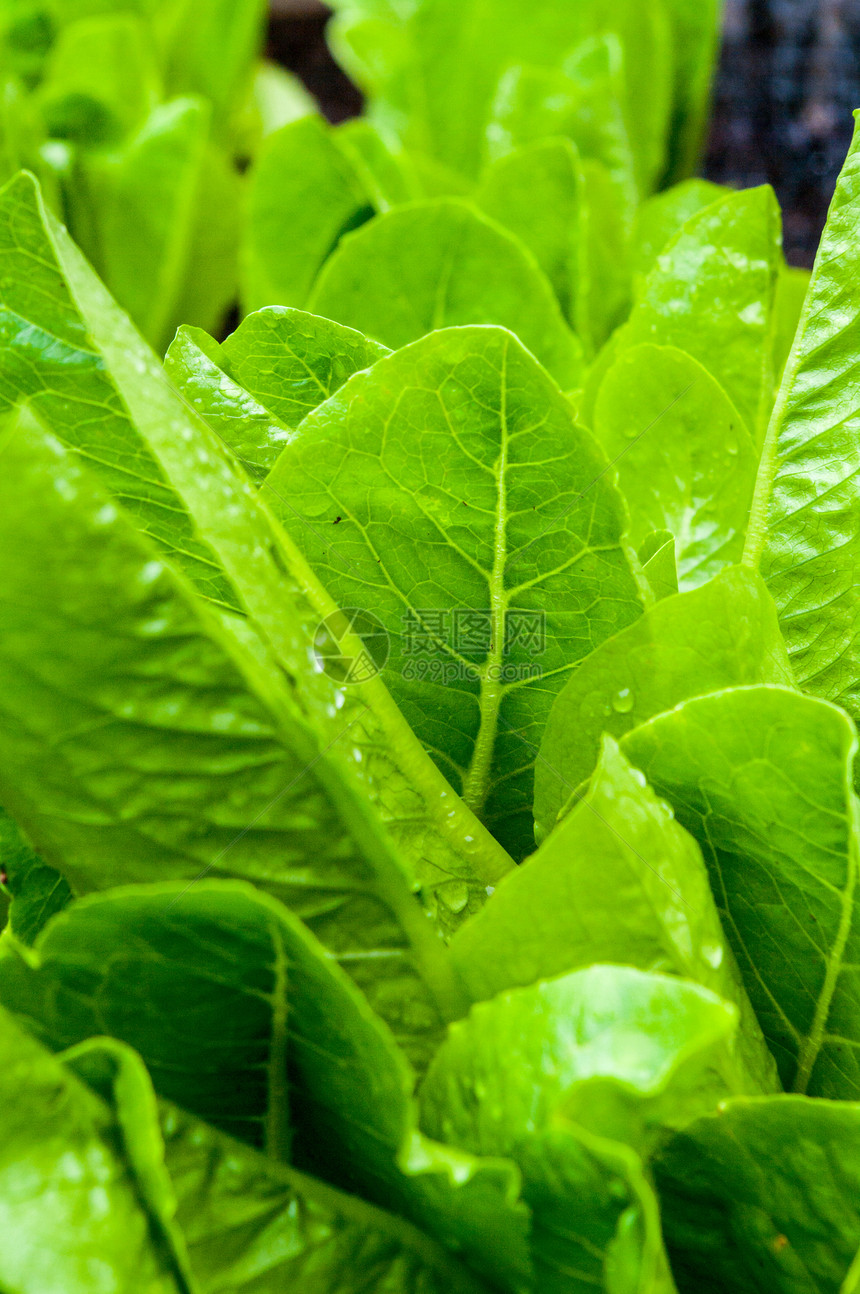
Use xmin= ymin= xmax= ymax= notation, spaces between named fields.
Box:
xmin=2 ymin=2 xmax=860 ymax=1294
xmin=0 ymin=0 xmax=312 ymax=351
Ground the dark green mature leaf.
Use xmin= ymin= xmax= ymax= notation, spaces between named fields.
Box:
xmin=0 ymin=879 xmax=530 ymax=1291
xmin=745 ymin=115 xmax=860 ymax=725
xmin=534 ymin=567 xmax=793 ymax=839
xmin=0 ymin=1005 xmax=192 ymax=1293
xmin=264 ymin=325 xmax=643 ymax=859
xmin=165 ymin=307 xmax=389 ymax=482
xmin=620 ymin=186 xmax=782 ymax=440
xmin=160 ymin=1102 xmax=492 ymax=1294
xmin=0 ymin=411 xmax=472 ymax=1065
xmin=309 ymin=199 xmax=584 ymax=388
xmin=243 ymin=114 xmax=373 ymax=313
xmin=622 ymin=685 xmax=860 ymax=1099
xmin=0 ymin=884 xmax=298 ymax=1155
xmin=0 ymin=806 xmax=70 ymax=945
xmin=451 ymin=738 xmax=778 ymax=1095
xmin=420 ymin=965 xmax=750 ymax=1293
xmin=655 ymin=1096 xmax=860 ymax=1294
xmin=593 ymin=345 xmax=758 ymax=588
xmin=0 ymin=169 xmax=515 ymax=944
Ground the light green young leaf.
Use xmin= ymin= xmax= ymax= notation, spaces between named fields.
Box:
xmin=164 ymin=325 xmax=294 ymax=486
xmin=660 ymin=0 xmax=722 ymax=183
xmin=656 ymin=1095 xmax=860 ymax=1294
xmin=593 ymin=345 xmax=759 ymax=587
xmin=475 ymin=137 xmax=582 ymax=324
xmin=622 ymin=685 xmax=860 ymax=1099
xmin=335 ymin=117 xmax=424 ymax=210
xmin=771 ymin=263 xmax=810 ymax=380
xmin=421 ymin=965 xmax=749 ymax=1293
xmin=165 ymin=309 xmax=388 ymax=483
xmin=263 ymin=325 xmax=643 ymax=859
xmin=379 ymin=0 xmax=673 ymax=186
xmin=153 ymin=0 xmax=267 ymax=131
xmin=245 ymin=60 xmax=316 ymax=139
xmin=630 ymin=178 xmax=726 ymax=290
xmin=0 ymin=412 xmax=468 ymax=1066
xmin=451 ymin=738 xmax=778 ymax=1095
xmin=160 ymin=1101 xmax=492 ymax=1294
xmin=0 ymin=1004 xmax=192 ymax=1294
xmin=745 ymin=115 xmax=860 ymax=724
xmin=37 ymin=13 xmax=161 ymax=145
xmin=486 ymin=36 xmax=638 ymax=204
xmin=621 ymin=186 xmax=783 ymax=440
xmin=242 ymin=114 xmax=373 ymax=313
xmin=70 ymin=97 xmax=241 ymax=352
xmin=0 ymin=806 xmax=70 ymax=945
xmin=640 ymin=530 xmax=679 ymax=601
xmin=534 ymin=567 xmax=793 ymax=838
xmin=0 ymin=169 xmax=514 ymax=943
xmin=308 ymin=199 xmax=584 ymax=388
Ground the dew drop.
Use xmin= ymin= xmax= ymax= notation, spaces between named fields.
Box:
xmin=612 ymin=687 xmax=634 ymax=714
xmin=438 ymin=880 xmax=469 ymax=914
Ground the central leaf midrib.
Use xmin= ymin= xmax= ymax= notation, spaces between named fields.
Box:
xmin=460 ymin=343 xmax=510 ymax=815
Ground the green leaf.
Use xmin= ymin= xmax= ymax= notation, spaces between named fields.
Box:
xmin=335 ymin=117 xmax=424 ymax=210
xmin=69 ymin=96 xmax=241 ymax=352
xmin=451 ymin=737 xmax=778 ymax=1095
xmin=655 ymin=1095 xmax=860 ymax=1294
xmin=308 ymin=199 xmax=584 ymax=388
xmin=37 ymin=14 xmax=160 ymax=146
xmin=0 ymin=169 xmax=515 ymax=945
xmin=486 ymin=36 xmax=638 ymax=204
xmin=0 ymin=878 xmax=529 ymax=1290
xmin=593 ymin=345 xmax=759 ymax=587
xmin=153 ymin=0 xmax=267 ymax=131
xmin=745 ymin=115 xmax=860 ymax=725
xmin=420 ymin=965 xmax=749 ymax=1293
xmin=375 ymin=0 xmax=673 ymax=186
xmin=165 ymin=306 xmax=389 ymax=481
xmin=475 ymin=137 xmax=582 ymax=325
xmin=0 ymin=409 xmax=471 ymax=1066
xmin=620 ymin=186 xmax=783 ymax=440
xmin=160 ymin=1100 xmax=492 ymax=1294
xmin=771 ymin=263 xmax=810 ymax=381
xmin=263 ymin=325 xmax=643 ymax=859
xmin=622 ymin=685 xmax=860 ymax=1099
xmin=0 ymin=806 xmax=70 ymax=945
xmin=0 ymin=1003 xmax=193 ymax=1293
xmin=630 ymin=178 xmax=726 ymax=290
xmin=640 ymin=530 xmax=679 ymax=601
xmin=534 ymin=567 xmax=793 ymax=839
xmin=659 ymin=0 xmax=721 ymax=183
xmin=0 ymin=883 xmax=299 ymax=1156
xmin=242 ymin=114 xmax=373 ymax=313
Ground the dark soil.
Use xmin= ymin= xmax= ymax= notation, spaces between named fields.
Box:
xmin=268 ymin=0 xmax=860 ymax=268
